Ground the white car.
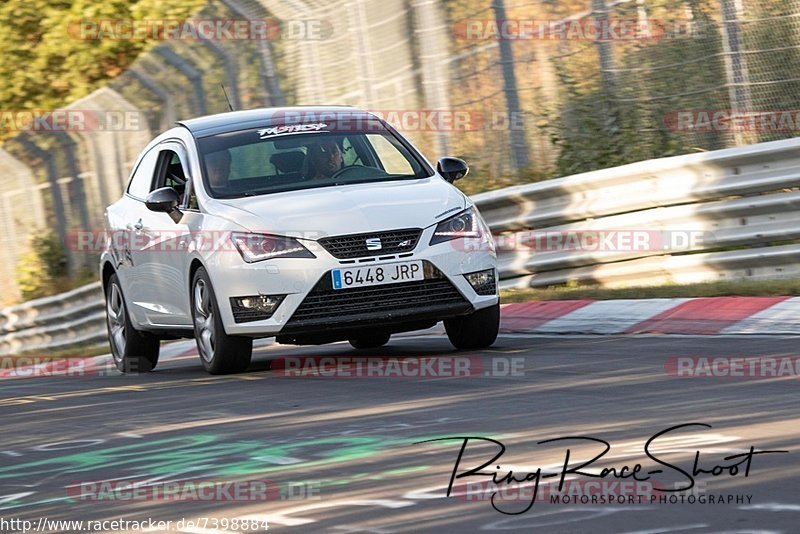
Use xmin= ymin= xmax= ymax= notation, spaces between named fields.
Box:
xmin=101 ymin=107 xmax=499 ymax=374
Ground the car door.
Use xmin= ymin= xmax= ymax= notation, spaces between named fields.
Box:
xmin=111 ymin=146 xmax=159 ymax=327
xmin=126 ymin=141 xmax=195 ymax=327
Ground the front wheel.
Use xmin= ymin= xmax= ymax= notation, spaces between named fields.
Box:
xmin=191 ymin=267 xmax=252 ymax=374
xmin=105 ymin=273 xmax=160 ymax=373
xmin=444 ymin=303 xmax=500 ymax=350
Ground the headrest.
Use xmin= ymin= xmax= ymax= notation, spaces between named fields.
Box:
xmin=270 ymin=151 xmax=305 ymax=174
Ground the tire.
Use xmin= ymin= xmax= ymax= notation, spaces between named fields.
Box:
xmin=444 ymin=303 xmax=500 ymax=350
xmin=349 ymin=331 xmax=391 ymax=350
xmin=105 ymin=273 xmax=160 ymax=373
xmin=191 ymin=267 xmax=252 ymax=374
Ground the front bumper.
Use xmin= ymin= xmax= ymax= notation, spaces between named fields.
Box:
xmin=203 ymin=225 xmax=498 ymax=336
xmin=279 ymin=261 xmax=474 ymax=334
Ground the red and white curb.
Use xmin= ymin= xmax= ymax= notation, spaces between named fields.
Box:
xmin=720 ymin=296 xmax=800 ymax=334
xmin=2 ymin=296 xmax=797 ymax=379
xmin=501 ymin=296 xmax=799 ymax=335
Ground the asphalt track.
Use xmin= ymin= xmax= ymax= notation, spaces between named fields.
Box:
xmin=1 ymin=332 xmax=799 ymax=533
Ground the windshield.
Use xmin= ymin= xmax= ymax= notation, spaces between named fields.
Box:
xmin=197 ymin=119 xmax=432 ymax=198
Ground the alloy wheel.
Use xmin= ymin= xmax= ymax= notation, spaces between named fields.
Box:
xmin=193 ymin=278 xmax=215 ymax=362
xmin=107 ymin=283 xmax=126 ymax=361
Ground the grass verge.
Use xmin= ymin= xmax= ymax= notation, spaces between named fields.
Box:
xmin=2 ymin=342 xmax=110 ymax=362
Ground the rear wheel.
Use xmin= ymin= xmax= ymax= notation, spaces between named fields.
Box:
xmin=105 ymin=274 xmax=160 ymax=373
xmin=191 ymin=267 xmax=252 ymax=374
xmin=444 ymin=303 xmax=500 ymax=350
xmin=349 ymin=331 xmax=391 ymax=349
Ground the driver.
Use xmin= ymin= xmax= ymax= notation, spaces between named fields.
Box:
xmin=206 ymin=149 xmax=232 ymax=191
xmin=308 ymin=139 xmax=343 ymax=179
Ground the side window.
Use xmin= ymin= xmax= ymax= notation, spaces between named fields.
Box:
xmin=126 ymin=149 xmax=158 ymax=199
xmin=365 ymin=134 xmax=414 ymax=174
xmin=186 ymin=176 xmax=199 ymax=210
xmin=153 ymin=149 xmax=190 ymax=206
xmin=164 ymin=152 xmax=187 ymax=190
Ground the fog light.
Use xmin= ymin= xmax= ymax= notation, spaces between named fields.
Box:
xmin=464 ymin=268 xmax=497 ymax=296
xmin=230 ymin=295 xmax=285 ymax=323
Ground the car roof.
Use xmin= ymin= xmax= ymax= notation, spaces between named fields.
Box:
xmin=177 ymin=106 xmax=379 ymax=138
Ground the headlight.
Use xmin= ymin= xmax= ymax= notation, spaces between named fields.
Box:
xmin=430 ymin=208 xmax=482 ymax=245
xmin=231 ymin=232 xmax=315 ymax=263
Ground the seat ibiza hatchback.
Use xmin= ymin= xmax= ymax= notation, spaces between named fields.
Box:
xmin=101 ymin=107 xmax=499 ymax=374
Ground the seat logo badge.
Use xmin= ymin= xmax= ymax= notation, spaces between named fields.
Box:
xmin=366 ymin=238 xmax=382 ymax=250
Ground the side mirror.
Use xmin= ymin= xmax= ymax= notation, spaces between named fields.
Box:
xmin=436 ymin=157 xmax=469 ymax=183
xmin=145 ymin=187 xmax=183 ymax=223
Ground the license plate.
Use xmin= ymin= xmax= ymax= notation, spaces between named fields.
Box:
xmin=331 ymin=260 xmax=424 ymax=290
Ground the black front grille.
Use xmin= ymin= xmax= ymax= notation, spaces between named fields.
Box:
xmin=283 ymin=264 xmax=471 ymax=332
xmin=231 ymin=308 xmax=271 ymax=323
xmin=318 ymin=229 xmax=422 ymax=259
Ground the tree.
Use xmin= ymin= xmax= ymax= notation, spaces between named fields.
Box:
xmin=0 ymin=0 xmax=203 ymax=119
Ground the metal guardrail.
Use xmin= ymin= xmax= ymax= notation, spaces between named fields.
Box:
xmin=473 ymin=136 xmax=800 ymax=289
xmin=494 ymin=190 xmax=800 ymax=279
xmin=0 ymin=282 xmax=105 ymax=356
xmin=2 ymin=137 xmax=800 ymax=355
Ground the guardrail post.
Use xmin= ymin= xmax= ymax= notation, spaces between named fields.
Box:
xmin=410 ymin=0 xmax=452 ymax=158
xmin=591 ymin=0 xmax=619 ymax=138
xmin=12 ymin=136 xmax=71 ymax=272
xmin=221 ymin=0 xmax=286 ymax=107
xmin=720 ymin=0 xmax=753 ymax=147
xmin=153 ymin=47 xmax=208 ymax=117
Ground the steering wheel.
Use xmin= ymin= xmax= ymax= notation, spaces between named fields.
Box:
xmin=168 ymin=172 xmax=186 ymax=186
xmin=327 ymin=165 xmax=388 ymax=182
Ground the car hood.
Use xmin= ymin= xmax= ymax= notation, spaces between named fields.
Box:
xmin=205 ymin=177 xmax=468 ymax=239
